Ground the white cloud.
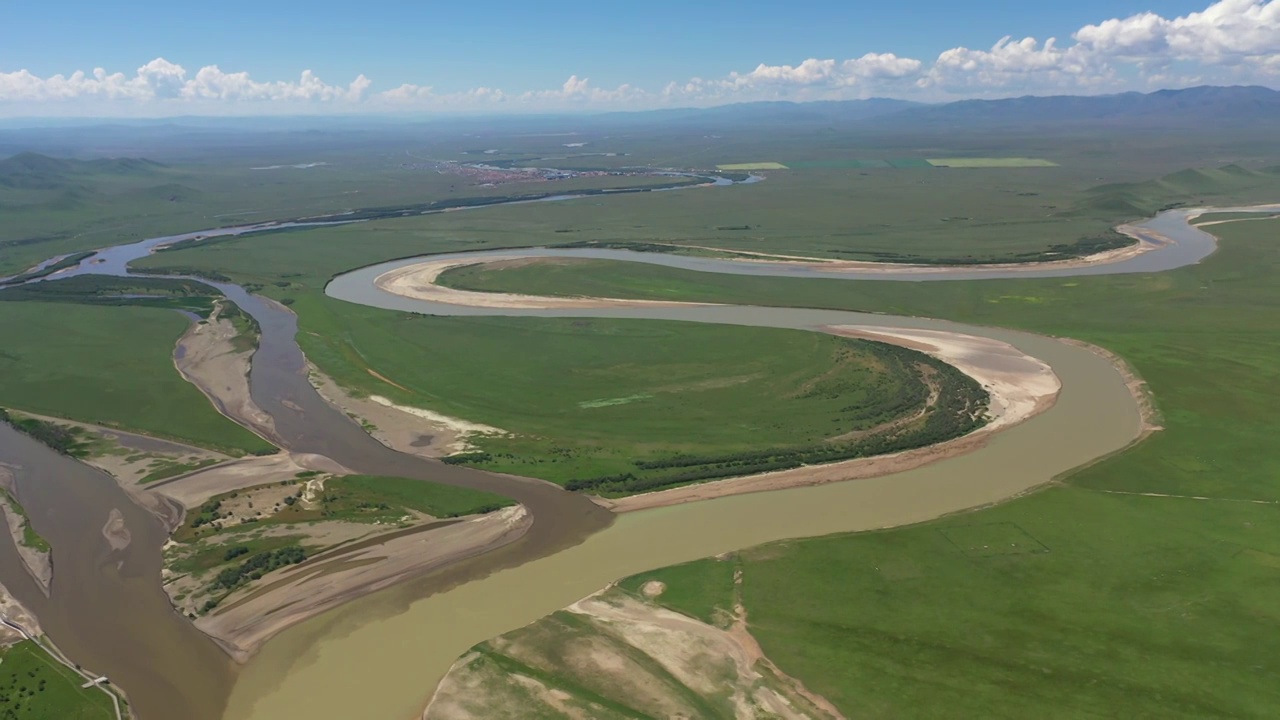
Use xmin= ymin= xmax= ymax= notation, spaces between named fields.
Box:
xmin=516 ymin=75 xmax=646 ymax=107
xmin=0 ymin=57 xmax=371 ymax=111
xmin=1 ymin=1 xmax=1279 ymax=115
xmin=921 ymin=0 xmax=1280 ymax=94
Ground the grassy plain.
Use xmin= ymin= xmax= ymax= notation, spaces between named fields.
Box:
xmin=130 ymin=164 xmax=1280 ymax=288
xmin=0 ymin=151 xmax=698 ymax=278
xmin=498 ymin=217 xmax=1280 ymax=717
xmin=0 ymin=300 xmax=272 ymax=454
xmin=0 ymin=640 xmax=116 ymax=719
xmin=288 ymin=294 xmax=932 ymax=484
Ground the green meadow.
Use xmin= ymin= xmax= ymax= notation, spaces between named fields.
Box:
xmin=0 ymin=299 xmax=273 ymax=454
xmin=541 ymin=217 xmax=1280 ymax=717
xmin=0 ymin=641 xmax=117 ymax=719
xmin=286 ymin=293 xmax=933 ymax=485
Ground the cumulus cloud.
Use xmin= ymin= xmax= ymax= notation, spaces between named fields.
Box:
xmin=0 ymin=57 xmax=371 ymax=110
xmin=1 ymin=1 xmax=1279 ymax=115
xmin=922 ymin=0 xmax=1280 ymax=93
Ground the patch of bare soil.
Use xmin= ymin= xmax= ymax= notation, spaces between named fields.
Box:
xmin=601 ymin=325 xmax=1061 ymax=513
xmin=12 ymin=411 xmax=231 ymax=486
xmin=426 ymin=583 xmax=842 ymax=720
xmin=173 ymin=302 xmax=277 ymax=443
xmin=195 ymin=505 xmax=530 ymax=662
xmin=0 ymin=466 xmax=51 ymax=595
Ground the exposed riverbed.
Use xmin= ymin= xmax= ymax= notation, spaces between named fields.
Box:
xmin=0 ymin=197 xmax=1270 ymax=720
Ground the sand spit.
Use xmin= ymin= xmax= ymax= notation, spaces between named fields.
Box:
xmin=601 ymin=325 xmax=1062 ymax=513
xmin=308 ymin=364 xmax=505 ymax=457
xmin=8 ymin=411 xmax=232 ymax=487
xmin=375 ymin=256 xmax=711 ymax=309
xmin=198 ymin=505 xmax=531 ymax=662
xmin=0 ymin=465 xmax=52 ymax=595
xmin=148 ymin=452 xmax=348 ymax=511
xmin=0 ymin=580 xmax=41 ymax=645
xmin=173 ymin=303 xmax=277 ymax=444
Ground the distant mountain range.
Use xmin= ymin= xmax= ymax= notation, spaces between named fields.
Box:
xmin=605 ymin=85 xmax=1280 ymax=129
xmin=0 ymin=152 xmax=163 ymax=189
xmin=0 ymin=85 xmax=1276 ymax=161
xmin=876 ymin=85 xmax=1280 ymax=128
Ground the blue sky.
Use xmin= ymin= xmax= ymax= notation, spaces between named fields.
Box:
xmin=1 ymin=1 xmax=1277 ymax=116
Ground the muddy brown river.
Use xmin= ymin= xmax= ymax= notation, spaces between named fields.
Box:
xmin=0 ymin=202 xmax=1268 ymax=720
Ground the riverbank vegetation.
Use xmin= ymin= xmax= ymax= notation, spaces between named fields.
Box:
xmin=0 ymin=298 xmax=273 ymax=455
xmin=0 ymin=411 xmax=95 ymax=458
xmin=484 ymin=216 xmax=1280 ymax=717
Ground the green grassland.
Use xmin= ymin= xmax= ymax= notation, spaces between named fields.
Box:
xmin=135 ymin=163 xmax=1280 ymax=276
xmin=0 ymin=151 xmax=698 ymax=278
xmin=0 ymin=299 xmax=272 ymax=454
xmin=538 ymin=217 xmax=1280 ymax=717
xmin=286 ymin=294 xmax=946 ymax=486
xmin=617 ymin=557 xmax=736 ymax=626
xmin=0 ymin=641 xmax=116 ymax=719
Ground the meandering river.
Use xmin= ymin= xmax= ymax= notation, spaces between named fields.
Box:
xmin=0 ymin=195 xmax=1270 ymax=720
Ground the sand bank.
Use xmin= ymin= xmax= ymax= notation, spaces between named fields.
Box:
xmin=0 ymin=465 xmax=52 ymax=595
xmin=308 ymin=364 xmax=505 ymax=457
xmin=198 ymin=505 xmax=531 ymax=662
xmin=173 ymin=303 xmax=277 ymax=444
